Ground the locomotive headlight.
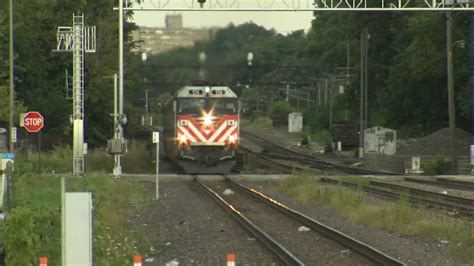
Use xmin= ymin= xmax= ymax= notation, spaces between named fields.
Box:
xmin=229 ymin=135 xmax=236 ymax=143
xmin=179 ymin=135 xmax=188 ymax=143
xmin=204 ymin=114 xmax=213 ymax=126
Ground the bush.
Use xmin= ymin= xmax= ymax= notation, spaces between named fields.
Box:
xmin=122 ymin=141 xmax=153 ymax=174
xmin=422 ymin=156 xmax=451 ymax=175
xmin=85 ymin=149 xmax=113 ymax=173
xmin=268 ymin=101 xmax=292 ymax=117
xmin=15 ymin=146 xmax=73 ymax=174
xmin=310 ymin=130 xmax=332 ymax=145
xmin=303 ymin=107 xmax=330 ymax=132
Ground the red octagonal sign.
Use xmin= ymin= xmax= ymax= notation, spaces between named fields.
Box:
xmin=24 ymin=111 xmax=44 ymax=133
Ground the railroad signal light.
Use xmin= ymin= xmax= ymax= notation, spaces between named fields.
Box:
xmin=197 ymin=0 xmax=206 ymax=7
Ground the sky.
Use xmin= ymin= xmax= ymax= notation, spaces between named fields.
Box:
xmin=131 ymin=11 xmax=314 ymax=34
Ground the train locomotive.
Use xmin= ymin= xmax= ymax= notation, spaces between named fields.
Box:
xmin=163 ymin=84 xmax=240 ymax=173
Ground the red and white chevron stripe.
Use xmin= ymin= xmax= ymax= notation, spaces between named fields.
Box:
xmin=177 ymin=115 xmax=238 ymax=144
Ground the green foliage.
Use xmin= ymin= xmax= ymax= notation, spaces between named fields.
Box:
xmin=2 ymin=173 xmax=150 ymax=264
xmin=304 ymin=107 xmax=329 ymax=132
xmin=268 ymin=101 xmax=292 ymax=117
xmin=122 ymin=141 xmax=153 ymax=174
xmin=15 ymin=146 xmax=73 ymax=174
xmin=0 ymin=87 xmax=27 ymax=124
xmin=305 ymin=13 xmax=470 ymax=136
xmin=422 ymin=156 xmax=451 ymax=175
xmin=309 ymin=130 xmax=332 ymax=145
xmin=0 ymin=0 xmax=144 ymax=144
xmin=5 ymin=173 xmax=61 ymax=265
xmin=279 ymin=174 xmax=474 ymax=263
xmin=4 ymin=208 xmax=36 ymax=265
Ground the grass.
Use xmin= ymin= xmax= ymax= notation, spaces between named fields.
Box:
xmin=279 ymin=174 xmax=474 ymax=263
xmin=241 ymin=116 xmax=273 ymax=128
xmin=339 ymin=176 xmax=372 ymax=186
xmin=15 ymin=141 xmax=154 ymax=175
xmin=2 ymin=172 xmax=152 ymax=265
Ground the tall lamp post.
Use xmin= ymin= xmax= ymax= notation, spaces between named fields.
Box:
xmin=141 ymin=52 xmax=152 ymax=127
xmin=446 ymin=10 xmax=466 ymax=175
xmin=9 ymin=0 xmax=15 ymax=153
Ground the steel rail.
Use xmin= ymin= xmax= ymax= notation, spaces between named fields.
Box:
xmin=241 ymin=129 xmax=400 ymax=175
xmin=404 ymin=177 xmax=474 ymax=192
xmin=226 ymin=177 xmax=405 ymax=265
xmin=195 ymin=179 xmax=304 ymax=265
xmin=370 ymin=180 xmax=474 ymax=206
xmin=320 ymin=178 xmax=474 ymax=216
xmin=436 ymin=178 xmax=474 ymax=191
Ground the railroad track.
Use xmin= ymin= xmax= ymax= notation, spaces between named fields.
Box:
xmin=320 ymin=178 xmax=474 ymax=216
xmin=405 ymin=177 xmax=474 ymax=192
xmin=241 ymin=130 xmax=399 ymax=176
xmin=196 ymin=175 xmax=404 ymax=265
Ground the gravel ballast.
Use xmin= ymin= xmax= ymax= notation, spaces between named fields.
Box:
xmin=128 ymin=182 xmax=281 ymax=265
xmin=242 ymin=180 xmax=464 ymax=265
xmin=126 ymin=179 xmax=467 ymax=265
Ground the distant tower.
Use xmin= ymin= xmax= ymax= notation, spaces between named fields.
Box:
xmin=165 ymin=14 xmax=183 ymax=31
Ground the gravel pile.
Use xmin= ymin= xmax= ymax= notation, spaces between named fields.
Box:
xmin=242 ymin=180 xmax=463 ymax=265
xmin=397 ymin=128 xmax=471 ymax=157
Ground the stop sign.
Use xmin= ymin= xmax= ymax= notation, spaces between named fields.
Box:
xmin=23 ymin=111 xmax=44 ymax=133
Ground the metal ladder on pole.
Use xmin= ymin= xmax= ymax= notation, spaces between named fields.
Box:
xmin=73 ymin=14 xmax=85 ymax=175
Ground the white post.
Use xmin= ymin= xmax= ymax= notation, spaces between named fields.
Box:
xmin=337 ymin=141 xmax=342 ymax=152
xmin=153 ymin=132 xmax=160 ymax=200
xmin=470 ymin=145 xmax=474 ymax=174
xmin=61 ymin=177 xmax=66 ymax=265
xmin=113 ymin=74 xmax=122 ymax=177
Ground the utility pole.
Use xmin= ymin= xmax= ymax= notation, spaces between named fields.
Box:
xmin=359 ymin=27 xmax=367 ymax=159
xmin=145 ymin=89 xmax=149 ymax=117
xmin=9 ymin=0 xmax=14 ymax=153
xmin=471 ymin=12 xmax=474 ymax=174
xmin=286 ymin=83 xmax=290 ymax=103
xmin=447 ymin=12 xmax=457 ymax=174
xmin=329 ymin=76 xmax=334 ymax=129
xmin=364 ymin=27 xmax=369 ymax=131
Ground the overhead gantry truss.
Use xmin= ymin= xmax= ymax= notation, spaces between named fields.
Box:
xmin=119 ymin=0 xmax=474 ymax=11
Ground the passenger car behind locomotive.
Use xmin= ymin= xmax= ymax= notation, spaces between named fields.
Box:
xmin=163 ymin=85 xmax=240 ymax=173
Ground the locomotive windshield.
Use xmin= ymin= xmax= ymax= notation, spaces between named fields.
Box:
xmin=178 ymin=98 xmax=238 ymax=115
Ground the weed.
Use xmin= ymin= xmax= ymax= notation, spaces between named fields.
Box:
xmin=279 ymin=174 xmax=474 ymax=264
xmin=422 ymin=155 xmax=451 ymax=175
xmin=2 ymin=173 xmax=151 ymax=264
xmin=339 ymin=176 xmax=372 ymax=186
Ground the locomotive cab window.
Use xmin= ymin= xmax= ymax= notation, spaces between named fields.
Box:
xmin=178 ymin=98 xmax=238 ymax=115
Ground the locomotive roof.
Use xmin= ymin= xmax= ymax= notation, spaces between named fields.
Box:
xmin=176 ymin=86 xmax=237 ymax=98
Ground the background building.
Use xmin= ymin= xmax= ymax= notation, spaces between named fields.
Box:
xmin=132 ymin=14 xmax=217 ymax=55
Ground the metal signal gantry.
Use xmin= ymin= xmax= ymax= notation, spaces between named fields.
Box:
xmin=119 ymin=0 xmax=473 ymax=11
xmin=54 ymin=14 xmax=96 ymax=176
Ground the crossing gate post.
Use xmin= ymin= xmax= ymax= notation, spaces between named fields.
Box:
xmin=133 ymin=255 xmax=142 ymax=266
xmin=39 ymin=257 xmax=48 ymax=266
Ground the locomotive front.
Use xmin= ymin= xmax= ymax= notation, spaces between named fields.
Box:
xmin=174 ymin=86 xmax=239 ymax=173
